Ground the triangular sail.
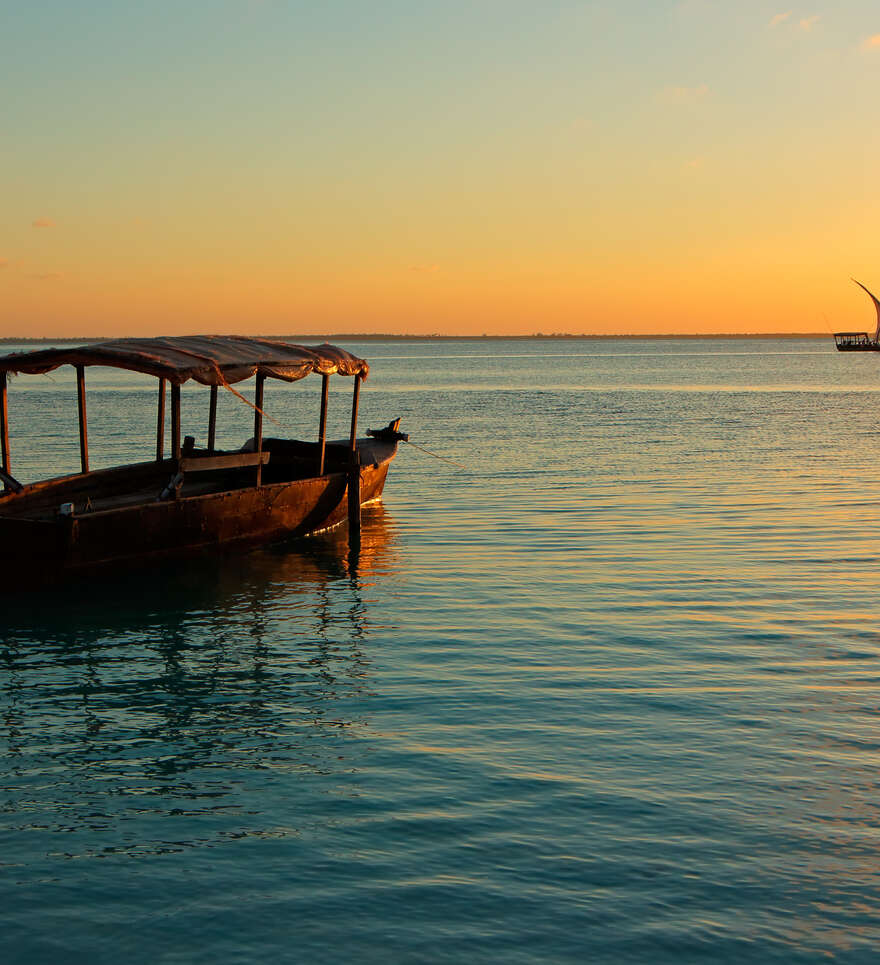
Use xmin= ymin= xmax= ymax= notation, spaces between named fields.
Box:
xmin=853 ymin=278 xmax=880 ymax=341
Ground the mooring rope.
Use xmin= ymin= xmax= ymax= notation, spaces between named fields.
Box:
xmin=403 ymin=439 xmax=467 ymax=469
xmin=216 ymin=373 xmax=466 ymax=470
xmin=220 ymin=380 xmax=283 ymax=427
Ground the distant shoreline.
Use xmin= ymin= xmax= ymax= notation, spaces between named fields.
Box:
xmin=0 ymin=333 xmax=832 ymax=344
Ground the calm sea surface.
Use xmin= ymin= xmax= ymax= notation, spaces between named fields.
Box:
xmin=5 ymin=337 xmax=880 ymax=963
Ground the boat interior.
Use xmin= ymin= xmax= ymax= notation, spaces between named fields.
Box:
xmin=0 ymin=437 xmax=384 ymax=522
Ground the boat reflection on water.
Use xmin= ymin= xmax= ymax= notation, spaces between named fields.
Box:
xmin=1 ymin=505 xmax=400 ymax=857
xmin=4 ymin=501 xmax=399 ymax=629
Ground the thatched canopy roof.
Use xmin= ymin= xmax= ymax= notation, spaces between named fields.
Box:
xmin=0 ymin=336 xmax=369 ymax=386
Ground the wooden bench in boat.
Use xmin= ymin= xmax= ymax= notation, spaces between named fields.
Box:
xmin=179 ymin=451 xmax=270 ymax=473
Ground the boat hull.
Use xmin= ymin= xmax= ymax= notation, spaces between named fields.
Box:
xmin=0 ymin=441 xmax=396 ymax=585
xmin=834 ymin=332 xmax=880 ymax=351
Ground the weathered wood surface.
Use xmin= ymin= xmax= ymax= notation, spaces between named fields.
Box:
xmin=207 ymin=384 xmax=218 ymax=452
xmin=0 ymin=468 xmax=22 ymax=493
xmin=317 ymin=373 xmax=329 ymax=475
xmin=171 ymin=382 xmax=181 ymax=459
xmin=76 ymin=365 xmax=89 ymax=474
xmin=0 ymin=372 xmax=9 ymax=483
xmin=349 ymin=374 xmax=361 ymax=450
xmin=347 ymin=461 xmax=362 ymax=547
xmin=156 ymin=379 xmax=166 ymax=461
xmin=0 ymin=459 xmax=175 ymax=513
xmin=180 ymin=451 xmax=270 ymax=473
xmin=0 ymin=437 xmax=397 ymax=585
xmin=254 ymin=372 xmax=265 ymax=486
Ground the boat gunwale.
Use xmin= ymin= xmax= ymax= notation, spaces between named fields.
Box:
xmin=0 ymin=438 xmax=398 ymax=519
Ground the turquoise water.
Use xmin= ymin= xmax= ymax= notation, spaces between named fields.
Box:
xmin=5 ymin=338 xmax=880 ymax=963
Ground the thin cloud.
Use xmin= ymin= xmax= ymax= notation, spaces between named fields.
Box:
xmin=32 ymin=217 xmax=55 ymax=228
xmin=861 ymin=34 xmax=880 ymax=50
xmin=30 ymin=271 xmax=62 ymax=281
xmin=683 ymin=157 xmax=706 ymax=171
xmin=409 ymin=264 xmax=440 ymax=273
xmin=769 ymin=11 xmax=792 ymax=27
xmin=769 ymin=11 xmax=820 ymax=33
xmin=656 ymin=83 xmax=710 ymax=105
xmin=0 ymin=258 xmax=8 ymax=269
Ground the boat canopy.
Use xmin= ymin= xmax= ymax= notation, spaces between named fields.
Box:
xmin=0 ymin=335 xmax=369 ymax=386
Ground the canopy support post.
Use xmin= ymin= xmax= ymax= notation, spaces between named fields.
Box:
xmin=347 ymin=374 xmax=362 ymax=547
xmin=347 ymin=455 xmax=361 ymax=550
xmin=171 ymin=382 xmax=181 ymax=460
xmin=317 ymin=373 xmax=329 ymax=475
xmin=254 ymin=373 xmax=264 ymax=486
xmin=207 ymin=384 xmax=218 ymax=453
xmin=349 ymin=374 xmax=361 ymax=452
xmin=156 ymin=378 xmax=166 ymax=461
xmin=0 ymin=372 xmax=9 ymax=489
xmin=76 ymin=365 xmax=89 ymax=474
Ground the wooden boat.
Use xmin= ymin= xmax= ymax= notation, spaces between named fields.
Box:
xmin=834 ymin=280 xmax=880 ymax=351
xmin=0 ymin=336 xmax=406 ymax=584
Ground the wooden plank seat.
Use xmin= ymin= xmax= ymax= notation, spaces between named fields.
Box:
xmin=155 ymin=450 xmax=272 ymax=501
xmin=179 ymin=451 xmax=270 ymax=473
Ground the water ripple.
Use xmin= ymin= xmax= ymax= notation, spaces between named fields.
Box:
xmin=6 ymin=340 xmax=880 ymax=963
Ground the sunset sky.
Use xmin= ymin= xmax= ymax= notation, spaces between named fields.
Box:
xmin=2 ymin=0 xmax=880 ymax=337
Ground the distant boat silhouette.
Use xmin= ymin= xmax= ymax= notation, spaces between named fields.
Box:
xmin=834 ymin=279 xmax=880 ymax=351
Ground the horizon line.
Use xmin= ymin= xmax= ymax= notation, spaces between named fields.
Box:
xmin=0 ymin=332 xmax=836 ymax=344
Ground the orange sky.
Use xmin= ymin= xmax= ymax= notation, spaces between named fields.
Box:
xmin=3 ymin=2 xmax=880 ymax=337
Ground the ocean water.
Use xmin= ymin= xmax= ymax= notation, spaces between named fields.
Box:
xmin=5 ymin=337 xmax=880 ymax=963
